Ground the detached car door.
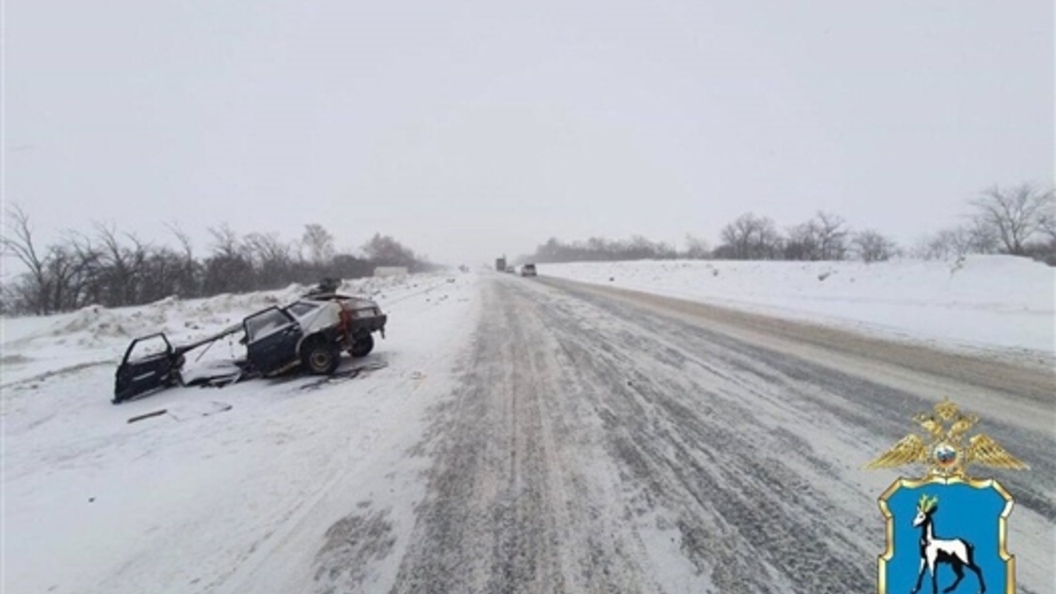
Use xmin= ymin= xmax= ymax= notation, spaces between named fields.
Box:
xmin=113 ymin=333 xmax=179 ymax=403
xmin=243 ymin=307 xmax=303 ymax=376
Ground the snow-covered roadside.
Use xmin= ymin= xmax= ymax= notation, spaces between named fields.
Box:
xmin=540 ymin=256 xmax=1055 ymax=362
xmin=1 ymin=274 xmax=450 ymax=389
xmin=2 ymin=271 xmax=481 ymax=594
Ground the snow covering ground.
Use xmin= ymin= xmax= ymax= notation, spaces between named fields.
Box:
xmin=540 ymin=255 xmax=1055 ymax=362
xmin=2 ymin=272 xmax=481 ymax=594
xmin=2 ymin=257 xmax=1052 ymax=593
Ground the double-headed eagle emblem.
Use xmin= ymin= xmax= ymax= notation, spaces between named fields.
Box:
xmin=866 ymin=397 xmax=1028 ymax=478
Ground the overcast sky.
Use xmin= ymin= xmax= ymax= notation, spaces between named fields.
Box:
xmin=6 ymin=0 xmax=1053 ymax=265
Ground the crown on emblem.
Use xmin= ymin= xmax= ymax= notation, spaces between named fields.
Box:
xmin=867 ymin=397 xmax=1028 ymax=478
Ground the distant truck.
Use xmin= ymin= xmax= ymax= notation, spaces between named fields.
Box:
xmin=496 ymin=257 xmax=506 ymax=272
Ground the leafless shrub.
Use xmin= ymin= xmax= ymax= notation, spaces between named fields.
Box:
xmin=851 ymin=229 xmax=899 ymax=263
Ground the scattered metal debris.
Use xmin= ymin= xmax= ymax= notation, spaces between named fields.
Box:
xmin=127 ymin=409 xmax=168 ymax=424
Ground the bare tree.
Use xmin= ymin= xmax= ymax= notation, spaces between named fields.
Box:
xmin=957 ymin=220 xmax=1000 ymax=255
xmin=814 ymin=212 xmax=848 ymax=260
xmin=683 ymin=234 xmax=710 ymax=259
xmin=363 ymin=233 xmax=417 ymax=267
xmin=1041 ymin=211 xmax=1056 ymax=242
xmin=970 ymin=184 xmax=1053 ymax=255
xmin=0 ymin=282 xmax=12 ymax=315
xmin=91 ymin=223 xmax=152 ymax=306
xmin=302 ymin=223 xmax=335 ymax=265
xmin=243 ymin=232 xmax=288 ymax=263
xmin=718 ymin=213 xmax=782 ymax=260
xmin=852 ymin=230 xmax=898 ymax=262
xmin=1023 ymin=198 xmax=1056 ymax=264
xmin=0 ymin=209 xmax=103 ymax=313
xmin=243 ymin=231 xmax=294 ymax=288
xmin=51 ymin=231 xmax=107 ymax=309
xmin=208 ymin=224 xmax=242 ymax=259
xmin=132 ymin=247 xmax=181 ymax=303
xmin=625 ymin=235 xmax=676 ymax=259
xmin=163 ymin=222 xmax=194 ymax=261
xmin=784 ymin=220 xmax=821 ymax=260
xmin=912 ymin=221 xmax=1001 ymax=260
xmin=2 ymin=205 xmax=52 ymax=313
xmin=203 ymin=224 xmax=254 ymax=294
xmin=913 ymin=229 xmax=959 ymax=260
xmin=165 ymin=222 xmax=200 ymax=298
xmin=41 ymin=245 xmax=80 ymax=312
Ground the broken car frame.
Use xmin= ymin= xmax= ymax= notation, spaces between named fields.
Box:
xmin=113 ymin=294 xmax=387 ymax=404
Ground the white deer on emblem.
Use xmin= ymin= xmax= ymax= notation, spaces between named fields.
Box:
xmin=910 ymin=494 xmax=985 ymax=594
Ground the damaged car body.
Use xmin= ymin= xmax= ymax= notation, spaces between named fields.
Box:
xmin=244 ymin=294 xmax=386 ymax=377
xmin=113 ymin=293 xmax=387 ymax=404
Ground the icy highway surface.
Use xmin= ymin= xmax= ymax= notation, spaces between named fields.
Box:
xmin=4 ymin=272 xmax=1053 ymax=594
xmin=375 ymin=275 xmax=1054 ymax=594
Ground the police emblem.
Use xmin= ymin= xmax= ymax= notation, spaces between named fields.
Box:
xmin=867 ymin=398 xmax=1028 ymax=594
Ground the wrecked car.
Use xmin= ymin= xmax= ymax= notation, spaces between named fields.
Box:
xmin=113 ymin=294 xmax=387 ymax=404
xmin=244 ymin=294 xmax=386 ymax=377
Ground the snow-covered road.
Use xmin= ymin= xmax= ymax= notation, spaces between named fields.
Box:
xmin=4 ymin=271 xmax=1053 ymax=593
xmin=378 ymin=274 xmax=1053 ymax=594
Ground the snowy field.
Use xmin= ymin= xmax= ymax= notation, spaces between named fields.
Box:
xmin=540 ymin=255 xmax=1055 ymax=361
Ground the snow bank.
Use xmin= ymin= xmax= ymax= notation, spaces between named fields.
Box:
xmin=541 ymin=256 xmax=1055 ymax=356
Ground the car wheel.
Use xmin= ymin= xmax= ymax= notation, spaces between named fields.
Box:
xmin=350 ymin=334 xmax=374 ymax=358
xmin=303 ymin=340 xmax=340 ymax=375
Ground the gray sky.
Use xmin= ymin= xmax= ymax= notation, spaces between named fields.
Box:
xmin=6 ymin=0 xmax=1053 ymax=265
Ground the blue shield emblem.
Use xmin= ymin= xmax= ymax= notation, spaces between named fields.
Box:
xmin=867 ymin=398 xmax=1027 ymax=594
xmin=878 ymin=477 xmax=1014 ymax=594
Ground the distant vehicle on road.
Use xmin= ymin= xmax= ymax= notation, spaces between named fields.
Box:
xmin=505 ymin=265 xmax=516 ymax=273
xmin=520 ymin=264 xmax=537 ymax=277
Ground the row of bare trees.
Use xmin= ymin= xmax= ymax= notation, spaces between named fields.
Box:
xmin=912 ymin=185 xmax=1055 ymax=261
xmin=523 ymin=212 xmax=899 ymax=265
xmin=523 ymin=183 xmax=1054 ymax=266
xmin=527 ymin=236 xmax=681 ymax=264
xmin=692 ymin=183 xmax=1053 ymax=263
xmin=712 ymin=211 xmax=899 ymax=262
xmin=2 ymin=207 xmax=431 ymax=315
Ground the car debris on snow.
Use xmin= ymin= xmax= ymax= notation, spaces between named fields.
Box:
xmin=112 ymin=280 xmax=388 ymax=404
xmin=126 ymin=409 xmax=168 ymax=424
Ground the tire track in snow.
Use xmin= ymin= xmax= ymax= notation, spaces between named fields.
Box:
xmin=387 ymin=275 xmax=1053 ymax=594
xmin=541 ymin=276 xmax=1054 ymax=593
xmin=391 ymin=280 xmax=665 ymax=594
xmin=549 ymin=279 xmax=1056 ymax=525
xmin=538 ymin=294 xmax=872 ymax=593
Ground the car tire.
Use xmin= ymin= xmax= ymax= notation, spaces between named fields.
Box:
xmin=302 ymin=340 xmax=340 ymax=375
xmin=350 ymin=334 xmax=374 ymax=358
